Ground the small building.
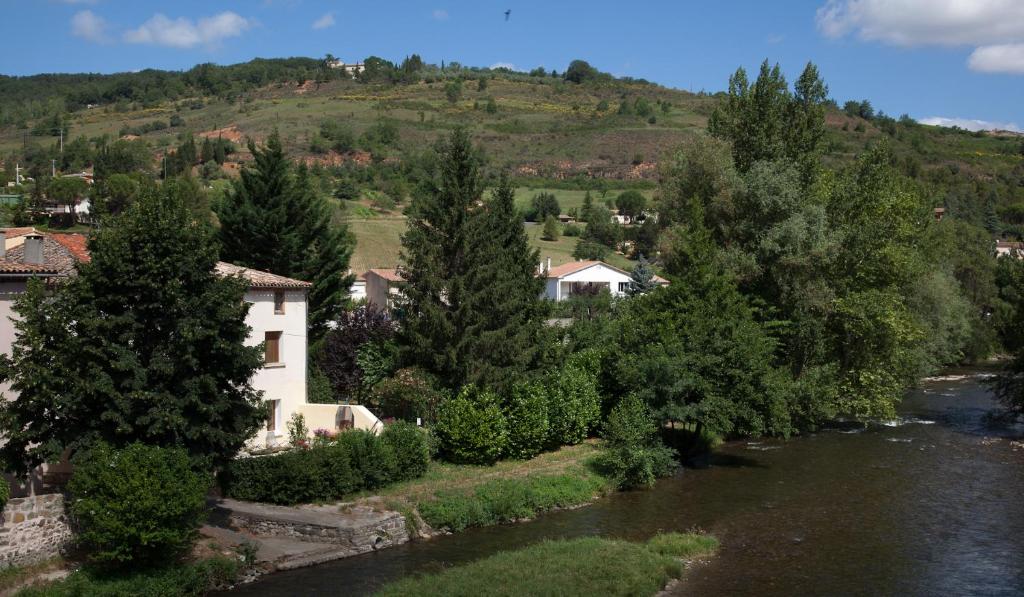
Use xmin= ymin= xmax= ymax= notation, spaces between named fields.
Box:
xmin=365 ymin=268 xmax=404 ymax=310
xmin=996 ymin=240 xmax=1024 ymax=258
xmin=328 ymin=60 xmax=365 ymax=78
xmin=541 ymin=259 xmax=667 ymax=301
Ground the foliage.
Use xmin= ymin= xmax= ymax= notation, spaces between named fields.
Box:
xmin=376 ymin=534 xmax=714 ymax=597
xmin=223 ymin=426 xmax=428 ymax=504
xmin=216 ymin=133 xmax=354 ymax=345
xmin=16 ymin=556 xmax=240 ymax=597
xmin=0 ymin=187 xmax=264 ymax=474
xmin=286 ymin=413 xmax=309 ymax=448
xmin=541 ymin=214 xmax=561 ymax=241
xmin=444 ymin=80 xmax=463 ymax=104
xmin=593 ymin=396 xmax=678 ymax=489
xmin=615 ymin=190 xmax=646 ymax=220
xmin=368 ymin=367 xmax=446 ymax=424
xmin=318 ymin=305 xmax=396 ymax=401
xmin=0 ymin=478 xmax=7 ymax=511
xmin=380 ymin=421 xmax=431 ymax=481
xmin=418 ymin=473 xmax=607 ymax=532
xmin=400 ymin=132 xmax=543 ymax=390
xmin=67 ymin=443 xmax=208 ymax=568
xmin=545 ymin=365 xmax=602 ymax=447
xmin=502 ymin=381 xmax=550 ymax=460
xmin=627 ymin=256 xmax=658 ymax=296
xmin=434 ymin=386 xmax=509 ymax=465
xmin=526 ymin=192 xmax=561 ymax=222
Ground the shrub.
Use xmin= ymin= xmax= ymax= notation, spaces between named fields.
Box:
xmin=434 ymin=386 xmax=508 ymax=465
xmin=67 ymin=443 xmax=208 ymax=568
xmin=287 ymin=413 xmax=309 ymax=448
xmin=545 ymin=365 xmax=601 ymax=448
xmin=335 ymin=429 xmax=397 ymax=490
xmin=0 ymin=478 xmax=8 ymax=511
xmin=16 ymin=556 xmax=240 ymax=597
xmin=503 ymin=381 xmax=550 ymax=460
xmin=593 ymin=395 xmax=678 ymax=489
xmin=563 ymin=223 xmax=582 ymax=237
xmin=369 ymin=367 xmax=446 ymax=423
xmin=380 ymin=421 xmax=430 ymax=481
xmin=223 ymin=443 xmax=357 ymax=504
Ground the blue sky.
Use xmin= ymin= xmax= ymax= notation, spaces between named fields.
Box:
xmin=4 ymin=0 xmax=1023 ymax=130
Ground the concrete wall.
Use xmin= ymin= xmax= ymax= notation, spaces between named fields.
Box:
xmin=245 ymin=289 xmax=308 ymax=448
xmin=298 ymin=404 xmax=383 ymax=436
xmin=0 ymin=281 xmax=29 ymax=400
xmin=0 ymin=494 xmax=72 ymax=569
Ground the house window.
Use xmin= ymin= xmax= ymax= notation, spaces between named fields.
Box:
xmin=265 ymin=331 xmax=282 ymax=364
xmin=266 ymin=400 xmax=280 ymax=432
xmin=618 ymin=282 xmax=631 ymax=293
xmin=274 ymin=291 xmax=285 ymax=314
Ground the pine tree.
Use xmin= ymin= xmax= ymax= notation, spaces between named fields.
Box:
xmin=581 ymin=190 xmax=594 ymax=222
xmin=461 ymin=176 xmax=545 ymax=389
xmin=399 ymin=131 xmax=542 ymax=389
xmin=216 ymin=133 xmax=353 ymax=346
xmin=627 ymin=255 xmax=658 ymax=296
xmin=985 ymin=190 xmax=1000 ymax=235
xmin=541 ymin=214 xmax=561 ymax=240
xmin=0 ymin=187 xmax=265 ymax=474
xmin=399 ymin=129 xmax=483 ymax=387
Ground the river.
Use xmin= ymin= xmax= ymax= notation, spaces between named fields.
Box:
xmin=232 ymin=368 xmax=1024 ymax=596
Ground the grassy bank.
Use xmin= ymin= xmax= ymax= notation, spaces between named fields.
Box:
xmin=13 ymin=557 xmax=240 ymax=597
xmin=374 ymin=532 xmax=718 ymax=597
xmin=359 ymin=442 xmax=611 ymax=533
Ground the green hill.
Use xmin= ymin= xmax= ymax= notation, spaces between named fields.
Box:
xmin=2 ymin=57 xmax=1023 ymax=272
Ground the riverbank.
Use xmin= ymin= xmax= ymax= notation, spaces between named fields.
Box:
xmin=374 ymin=532 xmax=718 ymax=597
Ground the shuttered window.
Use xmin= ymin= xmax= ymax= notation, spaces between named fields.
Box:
xmin=265 ymin=331 xmax=282 ymax=364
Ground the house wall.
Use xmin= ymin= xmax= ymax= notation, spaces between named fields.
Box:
xmin=0 ymin=281 xmax=28 ymax=400
xmin=365 ymin=274 xmax=401 ymax=310
xmin=245 ymin=288 xmax=308 ymax=448
xmin=545 ymin=265 xmax=633 ymax=300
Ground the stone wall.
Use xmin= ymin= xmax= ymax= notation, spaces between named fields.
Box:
xmin=0 ymin=494 xmax=72 ymax=568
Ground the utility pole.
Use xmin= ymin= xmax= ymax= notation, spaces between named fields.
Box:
xmin=59 ymin=128 xmax=63 ymax=153
xmin=51 ymin=159 xmax=56 ymax=177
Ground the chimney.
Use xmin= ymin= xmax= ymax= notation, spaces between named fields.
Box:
xmin=546 ymin=257 xmax=551 ymax=273
xmin=24 ymin=234 xmax=43 ymax=265
xmin=0 ymin=231 xmax=5 ymax=260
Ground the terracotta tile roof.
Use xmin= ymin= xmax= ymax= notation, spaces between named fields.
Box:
xmin=545 ymin=260 xmax=612 ymax=278
xmin=1 ymin=227 xmax=38 ymax=240
xmin=3 ymin=235 xmax=81 ymax=276
xmin=215 ymin=262 xmax=312 ymax=290
xmin=0 ymin=258 xmax=58 ymax=275
xmin=49 ymin=233 xmax=90 ymax=263
xmin=366 ymin=268 xmax=404 ymax=282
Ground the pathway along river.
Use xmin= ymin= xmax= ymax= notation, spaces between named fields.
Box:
xmin=233 ymin=369 xmax=1024 ymax=596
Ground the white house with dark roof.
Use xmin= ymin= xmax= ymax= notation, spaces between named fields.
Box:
xmin=541 ymin=260 xmax=668 ymax=300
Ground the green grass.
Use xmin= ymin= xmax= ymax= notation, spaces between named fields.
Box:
xmin=374 ymin=532 xmax=718 ymax=597
xmin=15 ymin=557 xmax=240 ymax=597
xmin=512 ymin=187 xmax=654 ymax=215
xmin=0 ymin=559 xmax=64 ymax=593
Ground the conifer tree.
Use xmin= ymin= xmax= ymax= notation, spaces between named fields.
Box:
xmin=0 ymin=188 xmax=265 ymax=473
xmin=627 ymin=255 xmax=657 ymax=296
xmin=216 ymin=132 xmax=353 ymax=345
xmin=399 ymin=131 xmax=542 ymax=389
xmin=542 ymin=214 xmax=560 ymax=240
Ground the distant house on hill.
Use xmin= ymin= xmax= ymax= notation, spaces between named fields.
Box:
xmin=365 ymin=268 xmax=404 ymax=310
xmin=328 ymin=60 xmax=365 ymax=78
xmin=541 ymin=259 xmax=667 ymax=300
xmin=996 ymin=240 xmax=1024 ymax=258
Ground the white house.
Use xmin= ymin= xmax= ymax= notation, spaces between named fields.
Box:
xmin=349 ymin=272 xmax=367 ymax=303
xmin=996 ymin=240 xmax=1023 ymax=258
xmin=365 ymin=268 xmax=404 ymax=311
xmin=328 ymin=60 xmax=365 ymax=78
xmin=542 ymin=260 xmax=668 ymax=301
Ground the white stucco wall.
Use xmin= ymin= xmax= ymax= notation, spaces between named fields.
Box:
xmin=0 ymin=281 xmax=28 ymax=400
xmin=244 ymin=288 xmax=308 ymax=447
xmin=544 ymin=264 xmax=633 ymax=300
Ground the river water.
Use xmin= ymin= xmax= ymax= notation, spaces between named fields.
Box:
xmin=234 ymin=369 xmax=1024 ymax=596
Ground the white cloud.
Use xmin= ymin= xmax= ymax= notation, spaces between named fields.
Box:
xmin=968 ymin=43 xmax=1024 ymax=74
xmin=920 ymin=116 xmax=1022 ymax=133
xmin=490 ymin=62 xmax=516 ymax=71
xmin=816 ymin=0 xmax=1024 ymax=46
xmin=432 ymin=9 xmax=449 ymax=21
xmin=71 ymin=9 xmax=109 ymax=43
xmin=817 ymin=0 xmax=1024 ymax=74
xmin=312 ymin=12 xmax=335 ymax=30
xmin=124 ymin=12 xmax=253 ymax=49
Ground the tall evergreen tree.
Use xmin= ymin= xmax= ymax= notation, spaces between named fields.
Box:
xmin=0 ymin=188 xmax=264 ymax=474
xmin=461 ymin=175 xmax=545 ymax=389
xmin=627 ymin=255 xmax=657 ymax=296
xmin=399 ymin=131 xmax=542 ymax=389
xmin=216 ymin=132 xmax=353 ymax=345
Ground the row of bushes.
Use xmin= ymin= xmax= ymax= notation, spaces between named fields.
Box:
xmin=434 ymin=362 xmax=602 ymax=465
xmin=221 ymin=422 xmax=429 ymax=505
xmin=418 ymin=473 xmax=608 ymax=532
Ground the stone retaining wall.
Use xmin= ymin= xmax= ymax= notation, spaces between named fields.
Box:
xmin=0 ymin=494 xmax=72 ymax=569
xmin=229 ymin=506 xmax=408 ymax=556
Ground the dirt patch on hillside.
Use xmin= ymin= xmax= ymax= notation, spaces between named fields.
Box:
xmin=199 ymin=125 xmax=245 ymax=144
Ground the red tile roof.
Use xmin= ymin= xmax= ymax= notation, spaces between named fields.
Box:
xmin=215 ymin=262 xmax=312 ymax=290
xmin=366 ymin=268 xmax=404 ymax=282
xmin=544 ymin=259 xmax=669 ymax=285
xmin=0 ymin=259 xmax=58 ymax=275
xmin=49 ymin=233 xmax=90 ymax=263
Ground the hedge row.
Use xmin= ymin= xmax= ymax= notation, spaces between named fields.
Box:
xmin=221 ymin=422 xmax=429 ymax=505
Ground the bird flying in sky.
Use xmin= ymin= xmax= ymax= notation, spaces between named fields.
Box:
xmin=505 ymin=9 xmax=511 ymax=21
